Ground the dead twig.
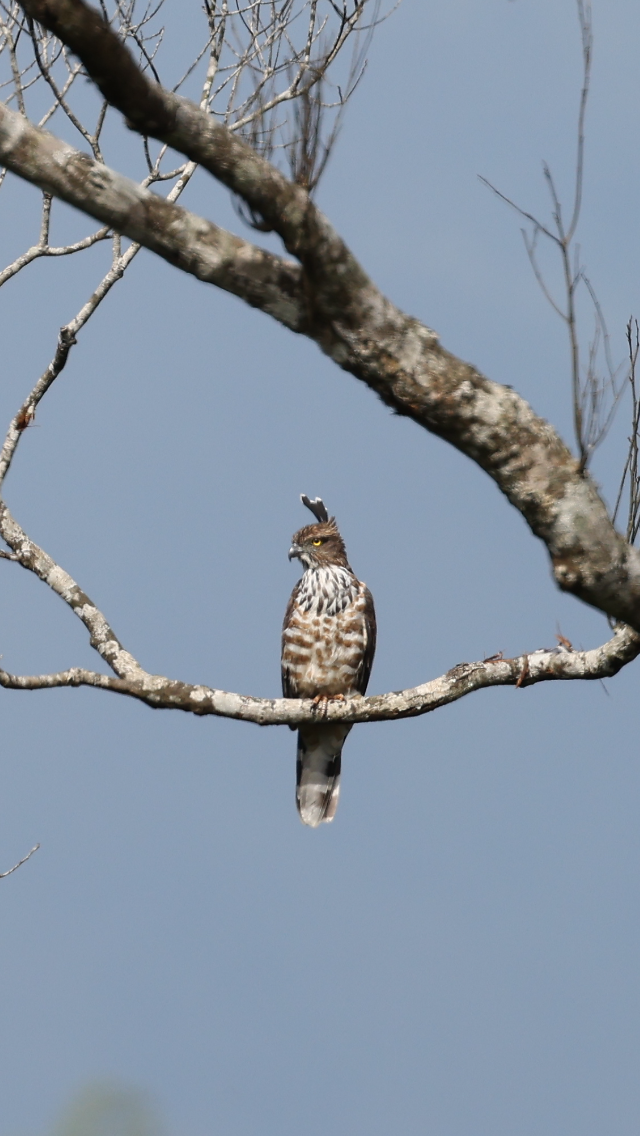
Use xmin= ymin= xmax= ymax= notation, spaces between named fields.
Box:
xmin=0 ymin=842 xmax=40 ymax=879
xmin=480 ymin=0 xmax=624 ymax=470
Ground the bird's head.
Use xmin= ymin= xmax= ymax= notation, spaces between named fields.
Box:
xmin=288 ymin=518 xmax=349 ymax=570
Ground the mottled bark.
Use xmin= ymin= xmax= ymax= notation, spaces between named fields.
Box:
xmin=0 ymin=625 xmax=637 ymax=724
xmin=18 ymin=0 xmax=364 ymax=306
xmin=0 ymin=104 xmax=304 ymax=329
xmin=1 ymin=422 xmax=636 ymax=724
xmin=7 ymin=0 xmax=640 ymax=635
xmin=0 ymin=0 xmax=637 ymax=733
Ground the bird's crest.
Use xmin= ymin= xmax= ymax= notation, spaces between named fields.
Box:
xmin=301 ymin=494 xmax=329 ymax=524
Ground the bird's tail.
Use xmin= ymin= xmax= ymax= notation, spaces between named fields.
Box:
xmin=296 ymin=724 xmax=352 ymax=827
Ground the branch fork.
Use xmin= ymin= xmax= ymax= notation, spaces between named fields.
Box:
xmin=0 ymin=0 xmax=638 ymax=738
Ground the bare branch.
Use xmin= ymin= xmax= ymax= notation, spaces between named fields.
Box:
xmin=613 ymin=319 xmax=640 ymax=544
xmin=13 ymin=0 xmax=376 ymax=292
xmin=0 ymin=7 xmax=266 ymax=505
xmin=0 ymin=233 xmax=153 ymax=490
xmin=477 ymin=176 xmax=559 ymax=246
xmin=479 ymin=1 xmax=623 ymax=472
xmin=567 ymin=0 xmax=592 ymax=243
xmin=230 ymin=1 xmax=380 ymax=198
xmin=0 ymin=842 xmax=40 ymax=879
xmin=2 ymin=96 xmax=640 ymax=631
xmin=0 ymin=625 xmax=637 ymax=724
xmin=26 ymin=12 xmax=103 ymax=157
xmin=0 ymin=9 xmax=28 ymax=116
xmin=0 ymin=218 xmax=110 ymax=288
xmin=0 ymin=103 xmax=305 ymax=327
xmin=0 ymin=501 xmax=147 ymax=680
xmin=0 ymin=0 xmax=636 ymax=748
xmin=522 ymin=228 xmax=565 ymax=319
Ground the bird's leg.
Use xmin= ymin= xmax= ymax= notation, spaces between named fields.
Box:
xmin=311 ymin=692 xmax=346 ymax=718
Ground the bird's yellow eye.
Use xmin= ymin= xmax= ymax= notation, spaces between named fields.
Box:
xmin=312 ymin=539 xmax=323 ymax=546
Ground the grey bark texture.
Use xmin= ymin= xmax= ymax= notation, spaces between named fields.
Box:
xmin=1 ymin=625 xmax=638 ymax=724
xmin=0 ymin=0 xmax=638 ymax=725
xmin=8 ymin=0 xmax=640 ymax=630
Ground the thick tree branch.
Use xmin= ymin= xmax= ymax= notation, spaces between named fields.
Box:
xmin=1 ymin=624 xmax=638 ymax=724
xmin=16 ymin=0 xmax=363 ymax=309
xmin=0 ymin=103 xmax=305 ymax=329
xmin=4 ymin=0 xmax=640 ymax=638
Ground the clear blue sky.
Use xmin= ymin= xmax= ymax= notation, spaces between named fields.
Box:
xmin=1 ymin=2 xmax=640 ymax=1133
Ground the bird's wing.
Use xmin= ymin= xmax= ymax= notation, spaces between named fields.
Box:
xmin=355 ymin=584 xmax=377 ymax=696
xmin=281 ymin=581 xmax=301 ymax=698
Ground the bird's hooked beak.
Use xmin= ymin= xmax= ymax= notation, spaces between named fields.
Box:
xmin=288 ymin=542 xmax=302 ymax=561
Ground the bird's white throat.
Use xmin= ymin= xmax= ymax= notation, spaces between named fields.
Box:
xmin=297 ymin=565 xmax=359 ymax=616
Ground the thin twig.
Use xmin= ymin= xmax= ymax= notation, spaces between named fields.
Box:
xmin=479 ymin=0 xmax=622 ymax=470
xmin=0 ymin=842 xmax=40 ymax=878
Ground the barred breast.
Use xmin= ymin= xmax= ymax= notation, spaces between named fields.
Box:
xmin=282 ymin=566 xmax=369 ymax=698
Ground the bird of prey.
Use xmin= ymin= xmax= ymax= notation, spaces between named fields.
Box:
xmin=282 ymin=495 xmax=376 ymax=827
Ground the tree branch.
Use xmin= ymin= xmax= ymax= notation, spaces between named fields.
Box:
xmin=1 ymin=625 xmax=637 ymax=724
xmin=0 ymin=501 xmax=146 ymax=680
xmin=0 ymin=101 xmax=305 ymax=329
xmin=0 ymin=218 xmax=109 ymax=288
xmin=0 ymin=842 xmax=40 ymax=879
xmin=2 ymin=98 xmax=640 ymax=636
xmin=16 ymin=0 xmax=370 ymax=315
xmin=4 ymin=0 xmax=640 ymax=640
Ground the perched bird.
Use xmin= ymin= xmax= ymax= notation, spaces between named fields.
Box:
xmin=282 ymin=495 xmax=376 ymax=827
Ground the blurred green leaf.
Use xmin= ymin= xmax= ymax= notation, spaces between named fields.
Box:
xmin=53 ymin=1084 xmax=163 ymax=1136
